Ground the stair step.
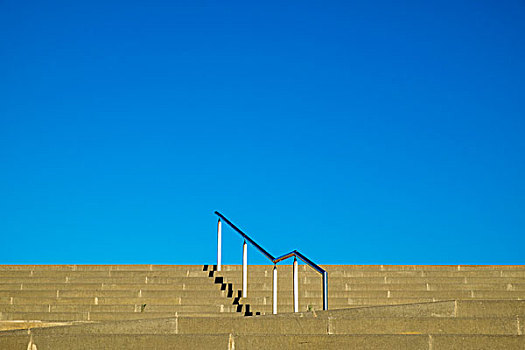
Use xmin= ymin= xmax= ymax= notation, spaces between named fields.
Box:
xmin=1 ymin=333 xmax=523 ymax=350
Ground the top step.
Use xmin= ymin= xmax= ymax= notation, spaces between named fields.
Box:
xmin=1 ymin=265 xmax=524 ymax=276
xmin=0 ymin=265 xmax=203 ymax=271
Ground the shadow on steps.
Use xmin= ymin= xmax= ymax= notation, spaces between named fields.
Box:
xmin=203 ymin=265 xmax=260 ymax=317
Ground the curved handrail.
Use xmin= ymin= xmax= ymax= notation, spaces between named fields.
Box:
xmin=273 ymin=250 xmax=328 ymax=310
xmin=214 ymin=211 xmax=275 ymax=262
xmin=273 ymin=250 xmax=326 ymax=274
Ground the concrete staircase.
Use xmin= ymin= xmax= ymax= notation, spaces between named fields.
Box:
xmin=214 ymin=264 xmax=525 ymax=314
xmin=0 ymin=264 xmax=524 ymax=349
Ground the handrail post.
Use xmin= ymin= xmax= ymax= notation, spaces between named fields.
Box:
xmin=242 ymin=240 xmax=248 ymax=298
xmin=272 ymin=264 xmax=278 ymax=314
xmin=293 ymin=257 xmax=299 ymax=313
xmin=217 ymin=218 xmax=222 ymax=272
xmin=322 ymin=271 xmax=328 ymax=310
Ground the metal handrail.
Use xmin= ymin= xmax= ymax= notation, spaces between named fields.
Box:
xmin=214 ymin=211 xmax=275 ymax=262
xmin=273 ymin=250 xmax=328 ymax=311
xmin=274 ymin=250 xmax=325 ymax=274
xmin=214 ymin=211 xmax=328 ymax=313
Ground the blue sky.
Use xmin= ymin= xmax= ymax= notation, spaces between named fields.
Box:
xmin=1 ymin=1 xmax=524 ymax=265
